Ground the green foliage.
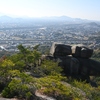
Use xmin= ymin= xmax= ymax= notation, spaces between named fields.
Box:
xmin=1 ymin=87 xmax=11 ymax=98
xmin=36 ymin=76 xmax=71 ymax=99
xmin=2 ymin=73 xmax=36 ymax=99
xmin=92 ymin=49 xmax=100 ymax=61
xmin=31 ymin=60 xmax=63 ymax=77
xmin=9 ymin=54 xmax=26 ymax=71
xmin=25 ymin=92 xmax=33 ymax=100
xmin=17 ymin=44 xmax=30 ymax=55
xmin=91 ymin=87 xmax=100 ymax=100
xmin=8 ymin=70 xmax=20 ymax=78
xmin=39 ymin=60 xmax=63 ymax=76
xmin=0 ymin=59 xmax=15 ymax=84
xmin=35 ymin=75 xmax=84 ymax=100
xmin=9 ymin=44 xmax=41 ymax=71
xmin=33 ymin=44 xmax=40 ymax=51
xmin=1 ymin=44 xmax=100 ymax=99
xmin=94 ymin=77 xmax=100 ymax=85
xmin=0 ymin=59 xmax=15 ymax=69
xmin=71 ymin=80 xmax=92 ymax=98
xmin=17 ymin=44 xmax=34 ymax=67
xmin=38 ymin=45 xmax=50 ymax=54
xmin=71 ymin=80 xmax=100 ymax=100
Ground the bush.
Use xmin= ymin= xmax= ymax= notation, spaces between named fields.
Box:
xmin=71 ymin=80 xmax=100 ymax=100
xmin=35 ymin=75 xmax=85 ymax=100
xmin=2 ymin=73 xmax=37 ymax=99
xmin=39 ymin=60 xmax=63 ymax=76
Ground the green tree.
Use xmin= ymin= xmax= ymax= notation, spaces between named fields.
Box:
xmin=0 ymin=59 xmax=15 ymax=85
xmin=9 ymin=54 xmax=25 ymax=71
xmin=17 ymin=44 xmax=31 ymax=67
xmin=10 ymin=44 xmax=41 ymax=71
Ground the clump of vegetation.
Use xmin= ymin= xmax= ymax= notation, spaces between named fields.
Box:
xmin=35 ymin=75 xmax=83 ymax=100
xmin=0 ymin=44 xmax=100 ymax=100
xmin=36 ymin=60 xmax=63 ymax=76
xmin=70 ymin=80 xmax=100 ymax=100
xmin=2 ymin=73 xmax=36 ymax=99
xmin=92 ymin=49 xmax=100 ymax=61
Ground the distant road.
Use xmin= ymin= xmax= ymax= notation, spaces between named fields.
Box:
xmin=0 ymin=39 xmax=98 ymax=44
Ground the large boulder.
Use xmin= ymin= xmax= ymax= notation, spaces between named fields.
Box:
xmin=50 ymin=42 xmax=72 ymax=57
xmin=72 ymin=45 xmax=93 ymax=58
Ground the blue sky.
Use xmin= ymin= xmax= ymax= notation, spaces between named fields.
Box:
xmin=0 ymin=0 xmax=100 ymax=20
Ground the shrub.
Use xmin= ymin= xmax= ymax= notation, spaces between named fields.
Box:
xmin=71 ymin=80 xmax=100 ymax=100
xmin=35 ymin=75 xmax=85 ymax=100
xmin=39 ymin=60 xmax=63 ymax=76
xmin=2 ymin=73 xmax=37 ymax=99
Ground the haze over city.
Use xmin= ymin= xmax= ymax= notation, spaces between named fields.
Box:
xmin=0 ymin=0 xmax=100 ymax=21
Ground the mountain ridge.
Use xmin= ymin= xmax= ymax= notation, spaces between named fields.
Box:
xmin=0 ymin=15 xmax=90 ymax=23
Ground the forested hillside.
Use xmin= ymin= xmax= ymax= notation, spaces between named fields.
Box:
xmin=0 ymin=45 xmax=100 ymax=100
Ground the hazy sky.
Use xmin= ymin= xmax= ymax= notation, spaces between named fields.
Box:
xmin=0 ymin=0 xmax=100 ymax=20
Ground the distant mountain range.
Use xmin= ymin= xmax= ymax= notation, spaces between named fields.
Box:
xmin=0 ymin=15 xmax=89 ymax=23
xmin=0 ymin=15 xmax=24 ymax=23
xmin=0 ymin=15 xmax=99 ymax=24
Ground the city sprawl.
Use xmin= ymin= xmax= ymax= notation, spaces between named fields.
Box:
xmin=0 ymin=16 xmax=100 ymax=51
